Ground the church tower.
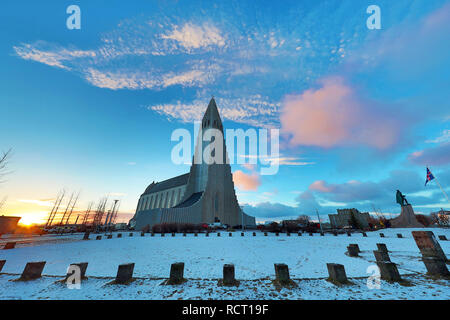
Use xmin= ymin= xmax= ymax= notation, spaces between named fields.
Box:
xmin=130 ymin=98 xmax=255 ymax=230
xmin=182 ymin=98 xmax=241 ymax=226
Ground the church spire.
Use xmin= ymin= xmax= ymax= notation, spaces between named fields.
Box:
xmin=202 ymin=97 xmax=223 ymax=132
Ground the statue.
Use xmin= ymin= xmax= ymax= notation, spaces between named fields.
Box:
xmin=396 ymin=190 xmax=409 ymax=206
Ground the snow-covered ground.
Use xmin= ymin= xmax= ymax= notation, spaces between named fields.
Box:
xmin=0 ymin=228 xmax=449 ymax=300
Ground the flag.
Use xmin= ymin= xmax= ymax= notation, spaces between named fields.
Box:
xmin=425 ymin=167 xmax=435 ymax=186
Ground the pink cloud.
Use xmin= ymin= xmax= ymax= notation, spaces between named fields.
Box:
xmin=233 ymin=170 xmax=261 ymax=191
xmin=280 ymin=77 xmax=400 ymax=149
xmin=409 ymin=142 xmax=450 ymax=166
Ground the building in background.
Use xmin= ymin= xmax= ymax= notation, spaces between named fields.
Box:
xmin=328 ymin=208 xmax=370 ymax=229
xmin=130 ymin=98 xmax=256 ymax=230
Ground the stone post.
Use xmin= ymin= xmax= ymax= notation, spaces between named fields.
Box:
xmin=412 ymin=231 xmax=447 ymax=262
xmin=0 ymin=260 xmax=5 ymax=272
xmin=274 ymin=263 xmax=291 ymax=285
xmin=373 ymin=250 xmax=391 ymax=262
xmin=320 ymin=232 xmax=324 ymax=236
xmin=422 ymin=257 xmax=450 ymax=278
xmin=115 ymin=263 xmax=134 ymax=284
xmin=229 ymin=232 xmax=232 ymax=237
xmin=253 ymin=232 xmax=256 ymax=236
xmin=217 ymin=232 xmax=221 ymax=237
xmin=172 ymin=233 xmax=175 ymax=237
xmin=326 ymin=263 xmax=349 ymax=284
xmin=168 ymin=262 xmax=185 ymax=285
xmin=96 ymin=235 xmax=102 ymax=240
xmin=347 ymin=232 xmax=351 ymax=237
xmin=241 ymin=232 xmax=244 ymax=237
xmin=66 ymin=262 xmax=88 ymax=280
xmin=377 ymin=262 xmax=402 ymax=282
xmin=275 ymin=232 xmax=279 ymax=236
xmin=206 ymin=233 xmax=209 ymax=237
xmin=141 ymin=231 xmax=145 ymax=237
xmin=309 ymin=232 xmax=313 ymax=236
xmin=298 ymin=232 xmax=302 ymax=236
xmin=161 ymin=233 xmax=165 ymax=237
xmin=19 ymin=261 xmax=46 ymax=281
xmin=376 ymin=243 xmax=388 ymax=253
xmin=117 ymin=233 xmax=122 ymax=238
xmin=380 ymin=233 xmax=385 ymax=238
xmin=362 ymin=232 xmax=367 ymax=237
xmin=347 ymin=245 xmax=359 ymax=257
xmin=287 ymin=232 xmax=291 ymax=237
xmin=222 ymin=264 xmax=238 ymax=286
xmin=129 ymin=233 xmax=134 ymax=237
xmin=83 ymin=232 xmax=90 ymax=240
xmin=397 ymin=233 xmax=403 ymax=238
xmin=264 ymin=232 xmax=267 ymax=236
xmin=183 ymin=233 xmax=186 ymax=237
xmin=3 ymin=242 xmax=16 ymax=250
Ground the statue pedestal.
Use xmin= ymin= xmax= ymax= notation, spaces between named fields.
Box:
xmin=390 ymin=204 xmax=424 ymax=228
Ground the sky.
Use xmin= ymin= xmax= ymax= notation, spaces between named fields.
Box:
xmin=0 ymin=0 xmax=449 ymax=225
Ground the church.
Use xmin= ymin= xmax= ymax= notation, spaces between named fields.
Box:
xmin=129 ymin=98 xmax=256 ymax=230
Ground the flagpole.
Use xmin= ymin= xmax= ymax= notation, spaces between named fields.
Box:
xmin=434 ymin=177 xmax=450 ymax=203
xmin=428 ymin=166 xmax=450 ymax=204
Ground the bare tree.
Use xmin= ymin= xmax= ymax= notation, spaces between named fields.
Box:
xmin=0 ymin=148 xmax=12 ymax=184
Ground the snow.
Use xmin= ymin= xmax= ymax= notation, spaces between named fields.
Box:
xmin=0 ymin=228 xmax=449 ymax=300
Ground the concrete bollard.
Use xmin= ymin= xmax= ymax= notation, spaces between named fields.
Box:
xmin=326 ymin=263 xmax=349 ymax=284
xmin=66 ymin=262 xmax=88 ymax=280
xmin=264 ymin=232 xmax=268 ymax=236
xmin=3 ymin=242 xmax=16 ymax=250
xmin=206 ymin=233 xmax=209 ymax=237
xmin=83 ymin=232 xmax=90 ymax=240
xmin=298 ymin=232 xmax=302 ymax=236
xmin=412 ymin=231 xmax=448 ymax=262
xmin=274 ymin=263 xmax=292 ymax=286
xmin=161 ymin=233 xmax=165 ymax=237
xmin=377 ymin=262 xmax=402 ymax=282
xmin=333 ymin=232 xmax=338 ymax=236
xmin=362 ymin=232 xmax=367 ymax=237
xmin=380 ymin=233 xmax=385 ymax=238
xmin=19 ymin=262 xmax=46 ymax=281
xmin=397 ymin=233 xmax=403 ymax=238
xmin=275 ymin=232 xmax=279 ymax=236
xmin=217 ymin=232 xmax=221 ymax=237
xmin=309 ymin=232 xmax=313 ymax=236
xmin=167 ymin=262 xmax=185 ymax=285
xmin=96 ymin=235 xmax=102 ymax=240
xmin=141 ymin=232 xmax=145 ymax=237
xmin=253 ymin=232 xmax=256 ymax=236
xmin=377 ymin=243 xmax=388 ymax=253
xmin=0 ymin=260 xmax=5 ymax=272
xmin=222 ymin=264 xmax=239 ymax=286
xmin=241 ymin=232 xmax=244 ymax=237
xmin=229 ymin=232 xmax=232 ymax=237
xmin=320 ymin=232 xmax=324 ymax=236
xmin=349 ymin=243 xmax=361 ymax=253
xmin=183 ymin=233 xmax=186 ymax=237
xmin=438 ymin=235 xmax=447 ymax=241
xmin=422 ymin=257 xmax=450 ymax=278
xmin=117 ymin=233 xmax=122 ymax=238
xmin=107 ymin=234 xmax=112 ymax=239
xmin=373 ymin=250 xmax=391 ymax=262
xmin=286 ymin=232 xmax=291 ymax=237
xmin=347 ymin=232 xmax=351 ymax=237
xmin=129 ymin=233 xmax=133 ymax=237
xmin=114 ymin=263 xmax=134 ymax=284
xmin=194 ymin=233 xmax=198 ymax=237
xmin=347 ymin=245 xmax=359 ymax=257
xmin=171 ymin=233 xmax=175 ymax=237
xmin=151 ymin=233 xmax=155 ymax=237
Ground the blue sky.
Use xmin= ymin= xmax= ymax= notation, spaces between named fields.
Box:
xmin=0 ymin=0 xmax=449 ymax=224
